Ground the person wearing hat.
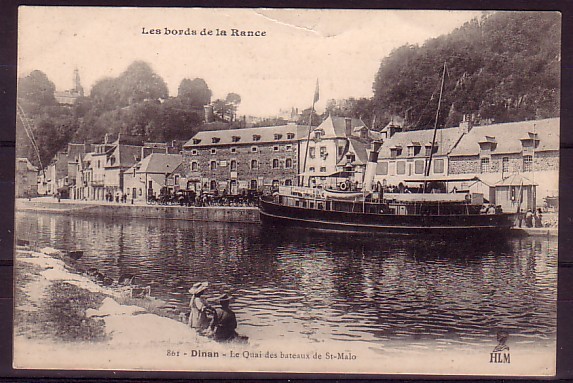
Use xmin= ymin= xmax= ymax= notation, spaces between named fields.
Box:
xmin=188 ymin=281 xmax=213 ymax=332
xmin=209 ymin=293 xmax=237 ymax=342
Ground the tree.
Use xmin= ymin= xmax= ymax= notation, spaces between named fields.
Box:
xmin=90 ymin=77 xmax=121 ymax=111
xmin=212 ymin=99 xmax=227 ymax=121
xmin=177 ymin=78 xmax=212 ymax=107
xmin=117 ymin=61 xmax=169 ymax=106
xmin=225 ymin=93 xmax=241 ymax=122
xmin=17 ymin=70 xmax=57 ymax=106
xmin=372 ymin=12 xmax=561 ymax=127
xmin=297 ymin=107 xmax=322 ymax=127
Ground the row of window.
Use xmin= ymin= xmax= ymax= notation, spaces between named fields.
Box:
xmin=480 ymin=155 xmax=532 ymax=173
xmin=308 ymin=166 xmax=327 ymax=173
xmin=192 ymin=133 xmax=296 ymax=145
xmin=191 ymin=158 xmax=294 ymax=171
xmin=390 ymin=146 xmax=437 ymax=158
xmin=308 ymin=146 xmax=328 ymax=159
xmin=378 ymin=159 xmax=445 ymax=176
xmin=189 ymin=144 xmax=294 ymax=156
xmin=202 ymin=178 xmax=294 ymax=190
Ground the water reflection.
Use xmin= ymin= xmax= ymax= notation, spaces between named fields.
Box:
xmin=16 ymin=212 xmax=557 ymax=348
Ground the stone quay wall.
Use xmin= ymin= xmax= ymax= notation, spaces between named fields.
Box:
xmin=16 ymin=200 xmax=261 ymax=223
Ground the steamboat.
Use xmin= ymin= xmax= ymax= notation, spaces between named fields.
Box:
xmin=259 ymin=182 xmax=516 ymax=235
xmin=259 ymin=64 xmax=517 ymax=235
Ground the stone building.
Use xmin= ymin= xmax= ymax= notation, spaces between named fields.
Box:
xmin=374 ymin=121 xmax=468 ymax=188
xmin=66 ymin=143 xmax=92 ymax=199
xmin=54 ymin=69 xmax=84 ymax=105
xmin=182 ymin=124 xmax=300 ymax=193
xmin=104 ymin=143 xmax=142 ymax=199
xmin=44 ymin=151 xmax=69 ymax=196
xmin=15 ymin=158 xmax=38 ymax=198
xmin=84 ymin=143 xmax=115 ymax=201
xmin=448 ymin=117 xmax=559 ymax=206
xmin=124 ymin=153 xmax=183 ymax=202
xmin=298 ymin=115 xmax=375 ymax=187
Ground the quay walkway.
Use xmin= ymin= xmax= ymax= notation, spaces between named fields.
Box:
xmin=16 ymin=198 xmax=558 ymax=236
xmin=15 ymin=197 xmax=261 ymax=224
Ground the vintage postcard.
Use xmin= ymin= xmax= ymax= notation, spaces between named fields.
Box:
xmin=14 ymin=7 xmax=559 ymax=375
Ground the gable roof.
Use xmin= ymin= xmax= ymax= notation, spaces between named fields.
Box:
xmin=67 ymin=143 xmax=92 ymax=162
xmin=378 ymin=127 xmax=463 ymax=158
xmin=16 ymin=157 xmax=38 ymax=172
xmin=337 ymin=138 xmax=369 ymax=166
xmin=135 ymin=153 xmax=183 ymax=174
xmin=107 ymin=145 xmax=142 ymax=168
xmin=315 ymin=115 xmax=367 ymax=139
xmin=183 ymin=125 xmax=300 ymax=148
xmin=449 ymin=118 xmax=559 ymax=157
xmin=495 ymin=173 xmax=537 ymax=186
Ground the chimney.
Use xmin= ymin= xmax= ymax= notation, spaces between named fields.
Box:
xmin=204 ymin=105 xmax=214 ymax=123
xmin=459 ymin=113 xmax=474 ymax=134
xmin=345 ymin=118 xmax=352 ymax=137
xmin=363 ymin=140 xmax=383 ymax=192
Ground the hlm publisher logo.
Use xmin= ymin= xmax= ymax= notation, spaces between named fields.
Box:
xmin=490 ymin=331 xmax=510 ymax=364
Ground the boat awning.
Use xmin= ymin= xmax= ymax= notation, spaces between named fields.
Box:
xmin=384 ymin=192 xmax=469 ymax=203
xmin=298 ymin=171 xmax=355 ymax=177
xmin=404 ymin=175 xmax=482 ymax=183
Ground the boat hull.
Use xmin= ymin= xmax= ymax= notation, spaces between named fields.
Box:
xmin=259 ymin=199 xmax=516 ymax=235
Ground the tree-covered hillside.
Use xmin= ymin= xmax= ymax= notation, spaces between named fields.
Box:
xmin=16 ymin=61 xmax=242 ymax=168
xmin=372 ymin=11 xmax=560 ymax=129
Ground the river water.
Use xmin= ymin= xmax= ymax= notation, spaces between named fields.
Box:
xmin=16 ymin=211 xmax=557 ymax=351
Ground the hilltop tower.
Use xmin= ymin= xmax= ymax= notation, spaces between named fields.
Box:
xmin=73 ymin=68 xmax=84 ymax=97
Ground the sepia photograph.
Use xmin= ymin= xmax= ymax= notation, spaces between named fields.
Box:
xmin=14 ymin=7 xmax=560 ymax=375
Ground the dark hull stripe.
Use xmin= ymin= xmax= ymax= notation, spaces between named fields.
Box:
xmin=259 ymin=210 xmax=507 ymax=231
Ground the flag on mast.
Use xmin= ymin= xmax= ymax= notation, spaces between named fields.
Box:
xmin=313 ymin=79 xmax=320 ymax=103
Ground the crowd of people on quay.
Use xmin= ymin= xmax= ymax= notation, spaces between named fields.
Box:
xmin=147 ymin=189 xmax=262 ymax=207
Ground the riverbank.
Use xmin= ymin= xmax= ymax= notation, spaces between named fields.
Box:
xmin=16 ymin=197 xmax=260 ymax=224
xmin=14 ymin=246 xmax=244 ymax=370
xmin=14 ymin=245 xmax=556 ymax=374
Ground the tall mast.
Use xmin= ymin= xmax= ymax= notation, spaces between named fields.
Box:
xmin=424 ymin=62 xmax=447 ymax=192
xmin=17 ymin=101 xmax=45 ymax=178
xmin=300 ymin=79 xmax=319 ymax=187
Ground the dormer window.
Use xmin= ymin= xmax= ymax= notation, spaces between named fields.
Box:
xmin=274 ymin=134 xmax=283 ymax=140
xmin=390 ymin=146 xmax=402 ymax=158
xmin=314 ymin=131 xmax=322 ymax=140
xmin=253 ymin=135 xmax=261 ymax=141
xmin=232 ymin=136 xmax=241 ymax=143
xmin=193 ymin=139 xmax=201 ymax=145
xmin=407 ymin=142 xmax=421 ymax=157
xmin=425 ymin=144 xmax=437 ymax=156
xmin=212 ymin=137 xmax=220 ymax=143
xmin=287 ymin=133 xmax=295 ymax=140
xmin=346 ymin=153 xmax=356 ymax=163
xmin=479 ymin=136 xmax=497 ymax=153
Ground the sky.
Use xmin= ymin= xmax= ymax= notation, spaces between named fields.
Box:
xmin=18 ymin=7 xmax=483 ymax=117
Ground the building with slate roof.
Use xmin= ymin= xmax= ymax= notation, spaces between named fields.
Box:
xmin=16 ymin=158 xmax=38 ymax=198
xmin=374 ymin=123 xmax=466 ymax=187
xmin=124 ymin=153 xmax=183 ymax=202
xmin=448 ymin=117 xmax=559 ymax=206
xmin=299 ymin=115 xmax=375 ymax=187
xmin=183 ymin=124 xmax=301 ymax=193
